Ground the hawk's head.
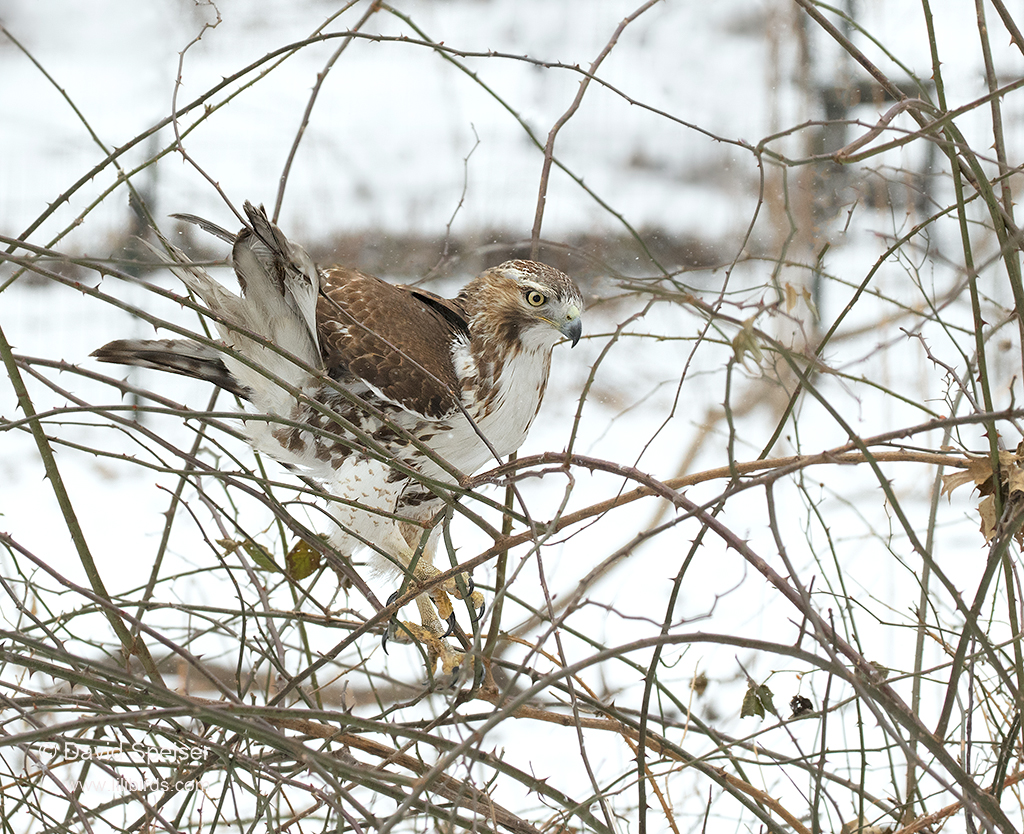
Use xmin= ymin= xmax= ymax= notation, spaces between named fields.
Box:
xmin=460 ymin=260 xmax=584 ymax=353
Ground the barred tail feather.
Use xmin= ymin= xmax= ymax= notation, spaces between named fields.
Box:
xmin=92 ymin=338 xmax=249 ymax=398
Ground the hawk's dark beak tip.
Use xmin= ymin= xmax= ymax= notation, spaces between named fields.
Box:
xmin=561 ymin=317 xmax=583 ymax=348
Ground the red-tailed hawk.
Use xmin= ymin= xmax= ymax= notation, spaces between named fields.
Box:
xmin=93 ymin=202 xmax=583 ymax=680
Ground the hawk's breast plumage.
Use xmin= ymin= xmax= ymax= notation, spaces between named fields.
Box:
xmin=94 ymin=202 xmax=583 ymax=679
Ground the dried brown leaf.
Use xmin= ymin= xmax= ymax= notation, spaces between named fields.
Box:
xmin=980 ymin=494 xmax=997 ymax=543
xmin=941 ymin=468 xmax=980 ymax=497
xmin=941 ymin=455 xmax=996 ymax=497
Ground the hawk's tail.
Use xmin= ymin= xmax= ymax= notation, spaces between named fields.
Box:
xmin=92 ymin=338 xmax=250 ymax=398
xmin=93 ymin=202 xmax=322 ymax=414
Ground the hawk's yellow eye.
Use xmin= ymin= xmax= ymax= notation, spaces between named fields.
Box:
xmin=525 ymin=290 xmax=547 ymax=307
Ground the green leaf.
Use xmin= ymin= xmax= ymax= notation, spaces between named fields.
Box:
xmin=755 ymin=683 xmax=776 ymax=716
xmin=285 ymin=539 xmax=321 ymax=581
xmin=741 ymin=681 xmax=776 ymax=718
xmin=731 ymin=315 xmax=764 ymax=370
xmin=225 ymin=538 xmax=280 ymax=573
xmin=741 ymin=682 xmax=764 ymax=718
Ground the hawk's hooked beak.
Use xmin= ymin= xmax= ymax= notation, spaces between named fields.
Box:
xmin=559 ymin=306 xmax=583 ymax=348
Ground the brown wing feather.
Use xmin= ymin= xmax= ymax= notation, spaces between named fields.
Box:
xmin=317 ymin=267 xmax=468 ymax=419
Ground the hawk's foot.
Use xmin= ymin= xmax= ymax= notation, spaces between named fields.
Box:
xmin=382 ymin=614 xmax=467 ymax=684
xmin=425 ymin=569 xmax=486 ymax=637
xmin=381 ymin=570 xmax=484 ymax=685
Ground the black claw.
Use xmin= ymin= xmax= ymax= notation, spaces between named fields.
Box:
xmin=457 ymin=575 xmax=485 ymax=625
xmin=382 ymin=590 xmax=402 ymax=654
xmin=442 ymin=611 xmax=457 ymax=638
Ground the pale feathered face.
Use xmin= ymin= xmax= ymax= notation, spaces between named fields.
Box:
xmin=461 ymin=260 xmax=584 ymax=352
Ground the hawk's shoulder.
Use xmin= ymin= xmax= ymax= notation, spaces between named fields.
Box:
xmin=317 ymin=267 xmax=469 ymax=420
